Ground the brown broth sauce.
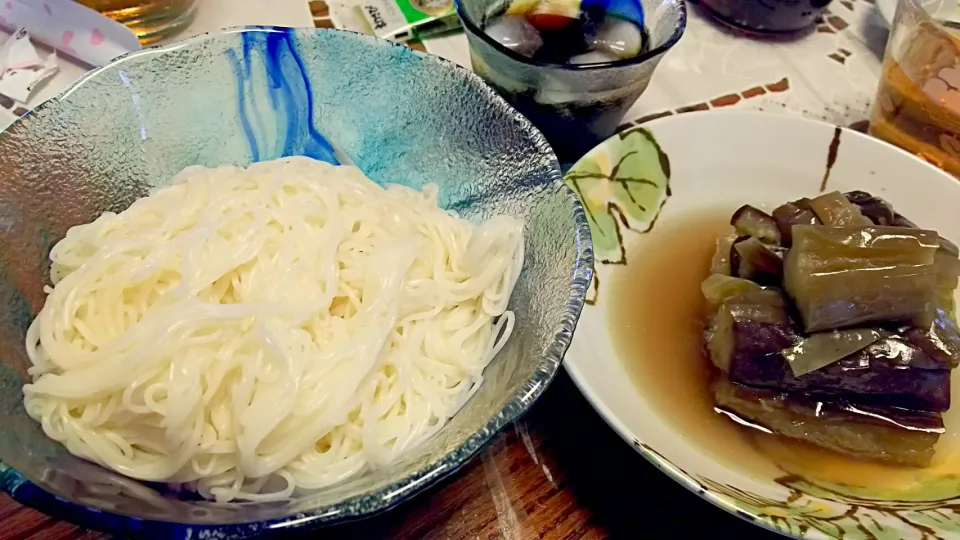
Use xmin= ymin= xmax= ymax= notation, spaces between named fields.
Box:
xmin=608 ymin=212 xmax=960 ymax=492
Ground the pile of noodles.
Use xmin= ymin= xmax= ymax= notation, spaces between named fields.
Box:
xmin=23 ymin=157 xmax=524 ymax=502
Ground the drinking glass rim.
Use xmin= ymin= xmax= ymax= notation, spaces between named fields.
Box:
xmin=896 ymin=0 xmax=958 ymax=34
xmin=454 ymin=0 xmax=687 ymax=71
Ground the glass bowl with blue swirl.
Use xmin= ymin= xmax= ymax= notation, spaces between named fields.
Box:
xmin=0 ymin=26 xmax=592 ymax=538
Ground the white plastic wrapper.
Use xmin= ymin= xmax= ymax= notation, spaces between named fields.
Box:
xmin=0 ymin=27 xmax=57 ymax=103
xmin=0 ymin=0 xmax=140 ymax=68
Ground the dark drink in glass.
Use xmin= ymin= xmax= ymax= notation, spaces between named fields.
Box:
xmin=457 ymin=0 xmax=686 ymax=162
xmin=696 ymin=0 xmax=833 ymax=34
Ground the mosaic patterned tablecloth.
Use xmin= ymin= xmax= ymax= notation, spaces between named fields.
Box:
xmin=1 ymin=1 xmax=889 ymax=134
xmin=311 ymin=0 xmax=889 ymax=131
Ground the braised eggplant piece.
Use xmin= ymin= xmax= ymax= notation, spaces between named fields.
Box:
xmin=711 ymin=234 xmax=737 ymax=276
xmin=890 ymin=216 xmax=958 ymax=260
xmin=732 ymin=237 xmax=785 ymax=285
xmin=892 ymin=216 xmax=960 ymax=259
xmin=937 ymin=249 xmax=960 ymax=289
xmin=713 ymin=378 xmax=943 ymax=467
xmin=728 ymin=235 xmax=746 ymax=278
xmin=784 ymin=225 xmax=940 ymax=331
xmin=728 ymin=336 xmax=952 ymax=411
xmin=808 ymin=191 xmax=874 ymax=227
xmin=937 ymin=250 xmax=960 ymax=317
xmin=903 ymin=311 xmax=960 ymax=369
xmin=938 ymin=249 xmax=960 ymax=279
xmin=885 ymin=209 xmax=960 ymax=262
xmin=893 ymin=213 xmax=919 ymax=229
xmin=731 ymin=205 xmax=781 ymax=245
xmin=844 ymin=191 xmax=897 ymax=226
xmin=707 ymin=289 xmax=799 ymax=373
xmin=793 ymin=197 xmax=817 ymax=213
xmin=705 ymin=192 xmax=960 ymax=467
xmin=701 ymin=274 xmax=763 ymax=313
xmin=940 ymin=236 xmax=960 ymax=258
xmin=781 ymin=328 xmax=885 ymax=376
xmin=865 ymin=196 xmax=960 ymax=257
xmin=772 ymin=202 xmax=819 ymax=246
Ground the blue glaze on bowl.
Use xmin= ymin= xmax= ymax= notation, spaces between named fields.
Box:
xmin=0 ymin=27 xmax=592 ymax=539
xmin=228 ymin=31 xmax=339 ymax=165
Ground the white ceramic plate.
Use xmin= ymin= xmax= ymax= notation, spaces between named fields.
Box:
xmin=562 ymin=110 xmax=960 ymax=538
xmin=877 ymin=0 xmax=959 ymax=27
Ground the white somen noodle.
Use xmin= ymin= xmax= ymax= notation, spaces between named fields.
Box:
xmin=22 ymin=157 xmax=524 ymax=502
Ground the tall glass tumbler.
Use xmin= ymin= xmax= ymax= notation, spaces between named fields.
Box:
xmin=869 ymin=0 xmax=960 ymax=177
xmin=457 ymin=0 xmax=686 ymax=162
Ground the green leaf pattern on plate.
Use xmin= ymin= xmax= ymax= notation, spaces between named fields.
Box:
xmin=634 ymin=439 xmax=960 ymax=538
xmin=563 ymin=127 xmax=671 ymax=265
xmin=712 ymin=475 xmax=960 ymax=539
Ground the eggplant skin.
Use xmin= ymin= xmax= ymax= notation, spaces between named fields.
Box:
xmin=844 ymin=191 xmax=897 ymax=226
xmin=772 ymin=202 xmax=819 ymax=247
xmin=940 ymin=236 xmax=960 ymax=258
xmin=728 ymin=337 xmax=952 ymax=411
xmin=903 ymin=312 xmax=960 ymax=369
xmin=713 ymin=378 xmax=942 ymax=467
xmin=733 ymin=237 xmax=784 ymax=285
xmin=731 ymin=204 xmax=781 ymax=245
xmin=707 ymin=290 xmax=799 ymax=373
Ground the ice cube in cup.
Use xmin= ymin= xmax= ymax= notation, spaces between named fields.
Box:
xmin=485 ymin=15 xmax=544 ymax=57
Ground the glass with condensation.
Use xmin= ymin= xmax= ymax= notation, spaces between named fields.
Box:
xmin=76 ymin=0 xmax=198 ymax=44
xmin=869 ymin=0 xmax=960 ymax=177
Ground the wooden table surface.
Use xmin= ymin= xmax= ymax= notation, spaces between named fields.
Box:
xmin=0 ymin=372 xmax=781 ymax=540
